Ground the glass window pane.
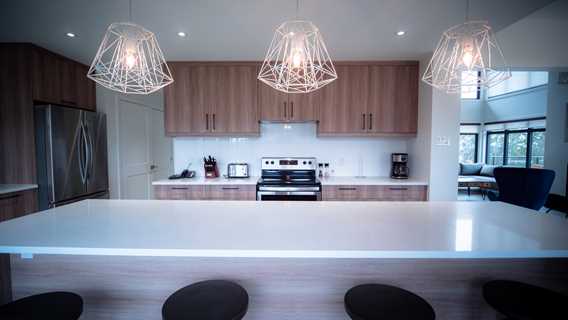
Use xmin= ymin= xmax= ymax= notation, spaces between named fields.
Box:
xmin=530 ymin=131 xmax=546 ymax=168
xmin=487 ymin=133 xmax=505 ymax=165
xmin=488 ymin=71 xmax=549 ymax=97
xmin=507 ymin=132 xmax=528 ymax=167
xmin=459 ymin=135 xmax=477 ymax=163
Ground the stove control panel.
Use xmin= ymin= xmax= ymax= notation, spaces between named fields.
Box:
xmin=261 ymin=157 xmax=317 ymax=170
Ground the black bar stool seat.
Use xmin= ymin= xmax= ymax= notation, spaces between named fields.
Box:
xmin=345 ymin=284 xmax=435 ymax=320
xmin=162 ymin=280 xmax=248 ymax=320
xmin=483 ymin=280 xmax=568 ymax=319
xmin=0 ymin=291 xmax=83 ymax=320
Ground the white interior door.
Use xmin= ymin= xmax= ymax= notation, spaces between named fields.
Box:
xmin=118 ymin=99 xmax=172 ymax=199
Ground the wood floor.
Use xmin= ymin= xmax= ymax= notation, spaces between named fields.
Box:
xmin=10 ymin=255 xmax=568 ymax=320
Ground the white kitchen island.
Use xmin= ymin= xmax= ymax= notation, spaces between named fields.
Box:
xmin=1 ymin=200 xmax=567 ymax=319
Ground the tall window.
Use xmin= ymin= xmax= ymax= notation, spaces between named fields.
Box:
xmin=459 ymin=133 xmax=478 ymax=163
xmin=485 ymin=129 xmax=545 ymax=168
xmin=487 ymin=71 xmax=548 ymax=98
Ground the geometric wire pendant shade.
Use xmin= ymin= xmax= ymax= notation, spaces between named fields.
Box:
xmin=258 ymin=20 xmax=338 ymax=93
xmin=422 ymin=20 xmax=511 ymax=93
xmin=87 ymin=22 xmax=173 ymax=95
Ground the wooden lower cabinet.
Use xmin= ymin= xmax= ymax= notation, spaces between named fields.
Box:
xmin=323 ymin=185 xmax=427 ymax=201
xmin=0 ymin=189 xmax=38 ymax=222
xmin=154 ymin=185 xmax=255 ymax=201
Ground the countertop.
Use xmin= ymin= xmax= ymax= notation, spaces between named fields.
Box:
xmin=152 ymin=176 xmax=259 ymax=185
xmin=152 ymin=176 xmax=428 ymax=186
xmin=0 ymin=184 xmax=38 ymax=196
xmin=0 ymin=200 xmax=567 ymax=259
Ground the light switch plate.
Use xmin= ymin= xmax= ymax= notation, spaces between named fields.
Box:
xmin=436 ymin=136 xmax=451 ymax=146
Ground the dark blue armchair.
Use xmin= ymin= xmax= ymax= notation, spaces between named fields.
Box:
xmin=487 ymin=167 xmax=555 ymax=210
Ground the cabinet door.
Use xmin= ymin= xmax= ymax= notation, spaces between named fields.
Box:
xmin=317 ymin=65 xmax=369 ymax=135
xmin=369 ymin=65 xmax=418 ymax=134
xmin=376 ymin=186 xmax=427 ymax=201
xmin=75 ymin=63 xmax=97 ymax=111
xmin=393 ymin=65 xmax=419 ymax=134
xmin=153 ymin=185 xmax=205 ymax=200
xmin=59 ymin=58 xmax=77 ymax=106
xmin=288 ymin=92 xmax=318 ymax=121
xmin=259 ymin=82 xmax=288 ymax=121
xmin=0 ymin=190 xmax=37 ymax=222
xmin=207 ymin=185 xmax=256 ymax=200
xmin=32 ymin=48 xmax=61 ymax=104
xmin=323 ymin=185 xmax=363 ymax=201
xmin=164 ymin=63 xmax=208 ymax=135
xmin=212 ymin=65 xmax=259 ymax=134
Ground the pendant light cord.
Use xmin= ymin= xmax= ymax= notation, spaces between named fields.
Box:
xmin=465 ymin=0 xmax=470 ymax=21
xmin=296 ymin=0 xmax=300 ymax=18
xmin=129 ymin=0 xmax=133 ymax=22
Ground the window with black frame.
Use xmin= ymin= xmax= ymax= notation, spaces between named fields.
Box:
xmin=485 ymin=129 xmax=545 ymax=168
xmin=459 ymin=133 xmax=478 ymax=163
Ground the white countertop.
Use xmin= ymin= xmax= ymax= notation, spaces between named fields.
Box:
xmin=320 ymin=176 xmax=428 ymax=186
xmin=152 ymin=176 xmax=259 ymax=185
xmin=0 ymin=184 xmax=38 ymax=195
xmin=0 ymin=200 xmax=567 ymax=259
xmin=153 ymin=176 xmax=427 ymax=186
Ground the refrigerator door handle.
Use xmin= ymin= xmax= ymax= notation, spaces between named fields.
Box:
xmin=80 ymin=120 xmax=89 ymax=183
xmin=77 ymin=123 xmax=86 ymax=184
xmin=84 ymin=120 xmax=94 ymax=180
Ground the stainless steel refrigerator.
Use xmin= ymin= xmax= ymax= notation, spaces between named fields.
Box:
xmin=35 ymin=105 xmax=109 ymax=210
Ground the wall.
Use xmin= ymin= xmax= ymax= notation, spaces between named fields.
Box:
xmin=173 ymin=123 xmax=409 ymax=177
xmin=484 ymin=86 xmax=548 ymax=122
xmin=496 ymin=0 xmax=568 ymax=69
xmin=544 ymin=70 xmax=568 ymax=196
xmin=428 ymin=89 xmax=461 ymax=201
xmin=460 ymin=99 xmax=483 ymax=123
xmin=96 ymin=86 xmax=167 ymax=199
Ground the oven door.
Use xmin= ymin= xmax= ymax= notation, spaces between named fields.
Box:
xmin=257 ymin=186 xmax=321 ymax=201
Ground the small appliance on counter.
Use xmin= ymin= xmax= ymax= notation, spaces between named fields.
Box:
xmin=204 ymin=156 xmax=219 ymax=178
xmin=169 ymin=163 xmax=196 ymax=180
xmin=391 ymin=153 xmax=409 ymax=179
xmin=227 ymin=163 xmax=249 ymax=178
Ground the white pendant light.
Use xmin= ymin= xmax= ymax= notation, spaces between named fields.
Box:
xmin=258 ymin=0 xmax=337 ymax=93
xmin=88 ymin=0 xmax=173 ymax=95
xmin=422 ymin=0 xmax=511 ymax=93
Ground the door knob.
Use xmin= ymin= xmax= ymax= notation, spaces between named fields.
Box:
xmin=150 ymin=165 xmax=157 ymax=170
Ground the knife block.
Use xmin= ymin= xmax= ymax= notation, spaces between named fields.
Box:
xmin=204 ymin=163 xmax=219 ymax=178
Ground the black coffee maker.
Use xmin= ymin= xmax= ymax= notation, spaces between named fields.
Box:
xmin=390 ymin=153 xmax=409 ymax=179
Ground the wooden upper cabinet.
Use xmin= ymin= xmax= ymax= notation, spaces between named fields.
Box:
xmin=259 ymin=82 xmax=288 ymax=121
xmin=212 ymin=65 xmax=259 ymax=134
xmin=32 ymin=48 xmax=61 ymax=104
xmin=75 ymin=64 xmax=97 ymax=111
xmin=59 ymin=58 xmax=77 ymax=106
xmin=369 ymin=64 xmax=418 ymax=135
xmin=259 ymin=83 xmax=318 ymax=122
xmin=164 ymin=63 xmax=208 ymax=135
xmin=31 ymin=46 xmax=96 ymax=110
xmin=317 ymin=65 xmax=369 ymax=135
xmin=164 ymin=63 xmax=259 ymax=136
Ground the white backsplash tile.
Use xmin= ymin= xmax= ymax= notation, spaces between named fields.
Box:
xmin=173 ymin=123 xmax=409 ymax=177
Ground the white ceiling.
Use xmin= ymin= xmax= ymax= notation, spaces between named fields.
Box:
xmin=0 ymin=0 xmax=557 ymax=64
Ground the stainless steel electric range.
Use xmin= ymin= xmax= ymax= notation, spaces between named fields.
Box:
xmin=256 ymin=157 xmax=322 ymax=201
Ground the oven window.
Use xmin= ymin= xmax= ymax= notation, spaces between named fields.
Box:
xmin=260 ymin=194 xmax=319 ymax=201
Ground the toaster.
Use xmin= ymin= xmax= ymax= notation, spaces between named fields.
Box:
xmin=227 ymin=163 xmax=249 ymax=178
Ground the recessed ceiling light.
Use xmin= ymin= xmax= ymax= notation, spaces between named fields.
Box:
xmin=177 ymin=32 xmax=187 ymax=37
xmin=396 ymin=30 xmax=406 ymax=36
xmin=66 ymin=32 xmax=76 ymax=38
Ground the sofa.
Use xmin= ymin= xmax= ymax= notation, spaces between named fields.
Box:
xmin=458 ymin=163 xmax=499 ymax=197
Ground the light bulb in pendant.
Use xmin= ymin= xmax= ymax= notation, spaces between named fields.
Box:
xmin=461 ymin=39 xmax=475 ymax=69
xmin=124 ymin=52 xmax=137 ymax=69
xmin=291 ymin=49 xmax=304 ymax=68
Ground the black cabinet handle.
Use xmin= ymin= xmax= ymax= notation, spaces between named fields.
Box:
xmin=362 ymin=114 xmax=366 ymax=130
xmin=284 ymin=102 xmax=287 ymax=119
xmin=389 ymin=187 xmax=408 ymax=191
xmin=338 ymin=187 xmax=357 ymax=191
xmin=291 ymin=102 xmax=294 ymax=119
xmin=222 ymin=187 xmax=240 ymax=190
xmin=213 ymin=114 xmax=216 ymax=131
xmin=205 ymin=113 xmax=209 ymax=131
xmin=171 ymin=187 xmax=189 ymax=190
xmin=369 ymin=113 xmax=373 ymax=130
